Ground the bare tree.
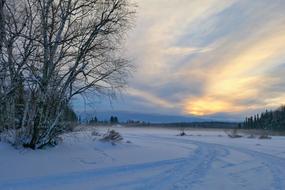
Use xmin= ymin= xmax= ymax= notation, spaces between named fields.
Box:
xmin=0 ymin=0 xmax=5 ymax=132
xmin=0 ymin=0 xmax=135 ymax=149
xmin=0 ymin=0 xmax=37 ymax=132
xmin=0 ymin=0 xmax=5 ymax=52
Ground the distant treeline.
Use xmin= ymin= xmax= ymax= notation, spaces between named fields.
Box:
xmin=242 ymin=106 xmax=285 ymax=131
xmin=127 ymin=121 xmax=239 ymax=129
xmin=85 ymin=116 xmax=239 ymax=129
xmin=86 ymin=116 xmax=119 ymax=125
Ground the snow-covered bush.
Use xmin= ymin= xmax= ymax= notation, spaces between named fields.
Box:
xmin=177 ymin=128 xmax=187 ymax=136
xmin=48 ymin=137 xmax=64 ymax=147
xmin=100 ymin=129 xmax=123 ymax=144
xmin=91 ymin=130 xmax=101 ymax=137
xmin=247 ymin=134 xmax=255 ymax=139
xmin=259 ymin=132 xmax=272 ymax=139
xmin=0 ymin=128 xmax=30 ymax=148
xmin=0 ymin=127 xmax=65 ymax=148
xmin=225 ymin=129 xmax=243 ymax=138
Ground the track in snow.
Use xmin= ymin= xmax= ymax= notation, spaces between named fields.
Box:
xmin=1 ymin=134 xmax=285 ymax=190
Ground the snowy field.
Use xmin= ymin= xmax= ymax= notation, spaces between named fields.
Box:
xmin=1 ymin=126 xmax=285 ymax=190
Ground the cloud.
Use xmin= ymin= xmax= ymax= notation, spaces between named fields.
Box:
xmin=181 ymin=2 xmax=285 ymax=115
xmin=163 ymin=47 xmax=212 ymax=56
xmin=126 ymin=0 xmax=236 ymax=84
xmin=93 ymin=0 xmax=285 ymax=119
xmin=126 ymin=87 xmax=175 ymax=109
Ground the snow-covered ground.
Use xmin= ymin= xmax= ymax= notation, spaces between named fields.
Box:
xmin=0 ymin=127 xmax=285 ymax=190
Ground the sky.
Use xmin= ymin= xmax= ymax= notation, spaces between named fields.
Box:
xmin=76 ymin=0 xmax=285 ymax=120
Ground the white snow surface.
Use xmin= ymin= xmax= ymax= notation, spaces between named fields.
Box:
xmin=0 ymin=127 xmax=285 ymax=190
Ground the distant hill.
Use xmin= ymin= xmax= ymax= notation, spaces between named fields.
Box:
xmin=77 ymin=110 xmax=208 ymax=123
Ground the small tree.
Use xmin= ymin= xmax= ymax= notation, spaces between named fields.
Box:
xmin=110 ymin=116 xmax=119 ymax=124
xmin=89 ymin=116 xmax=98 ymax=125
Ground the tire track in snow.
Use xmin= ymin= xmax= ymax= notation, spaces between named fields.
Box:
xmin=149 ymin=137 xmax=230 ymax=190
xmin=108 ymin=135 xmax=230 ymax=190
xmin=0 ymin=134 xmax=189 ymax=190
xmin=0 ymin=157 xmax=187 ymax=190
xmin=190 ymin=140 xmax=285 ymax=190
xmin=227 ymin=146 xmax=285 ymax=190
xmin=142 ymin=135 xmax=285 ymax=190
xmin=1 ymin=134 xmax=284 ymax=190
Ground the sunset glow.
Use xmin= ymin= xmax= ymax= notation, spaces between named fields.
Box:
xmin=94 ymin=0 xmax=285 ymax=119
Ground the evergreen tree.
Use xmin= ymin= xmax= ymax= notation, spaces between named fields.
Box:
xmin=89 ymin=116 xmax=98 ymax=125
xmin=110 ymin=116 xmax=119 ymax=124
xmin=242 ymin=105 xmax=285 ymax=131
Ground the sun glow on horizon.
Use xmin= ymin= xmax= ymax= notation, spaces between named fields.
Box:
xmin=182 ymin=26 xmax=285 ymax=116
xmin=121 ymin=0 xmax=285 ymax=118
xmin=184 ymin=97 xmax=245 ymax=116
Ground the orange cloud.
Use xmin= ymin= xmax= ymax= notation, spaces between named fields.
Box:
xmin=184 ymin=97 xmax=235 ymax=115
xmin=123 ymin=0 xmax=285 ymax=117
xmin=183 ymin=26 xmax=285 ymax=115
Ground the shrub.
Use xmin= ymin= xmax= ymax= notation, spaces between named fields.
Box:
xmin=177 ymin=128 xmax=186 ymax=136
xmin=91 ymin=130 xmax=101 ymax=137
xmin=0 ymin=128 xmax=29 ymax=148
xmin=259 ymin=132 xmax=272 ymax=139
xmin=101 ymin=129 xmax=123 ymax=144
xmin=226 ymin=129 xmax=243 ymax=138
xmin=247 ymin=134 xmax=255 ymax=139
